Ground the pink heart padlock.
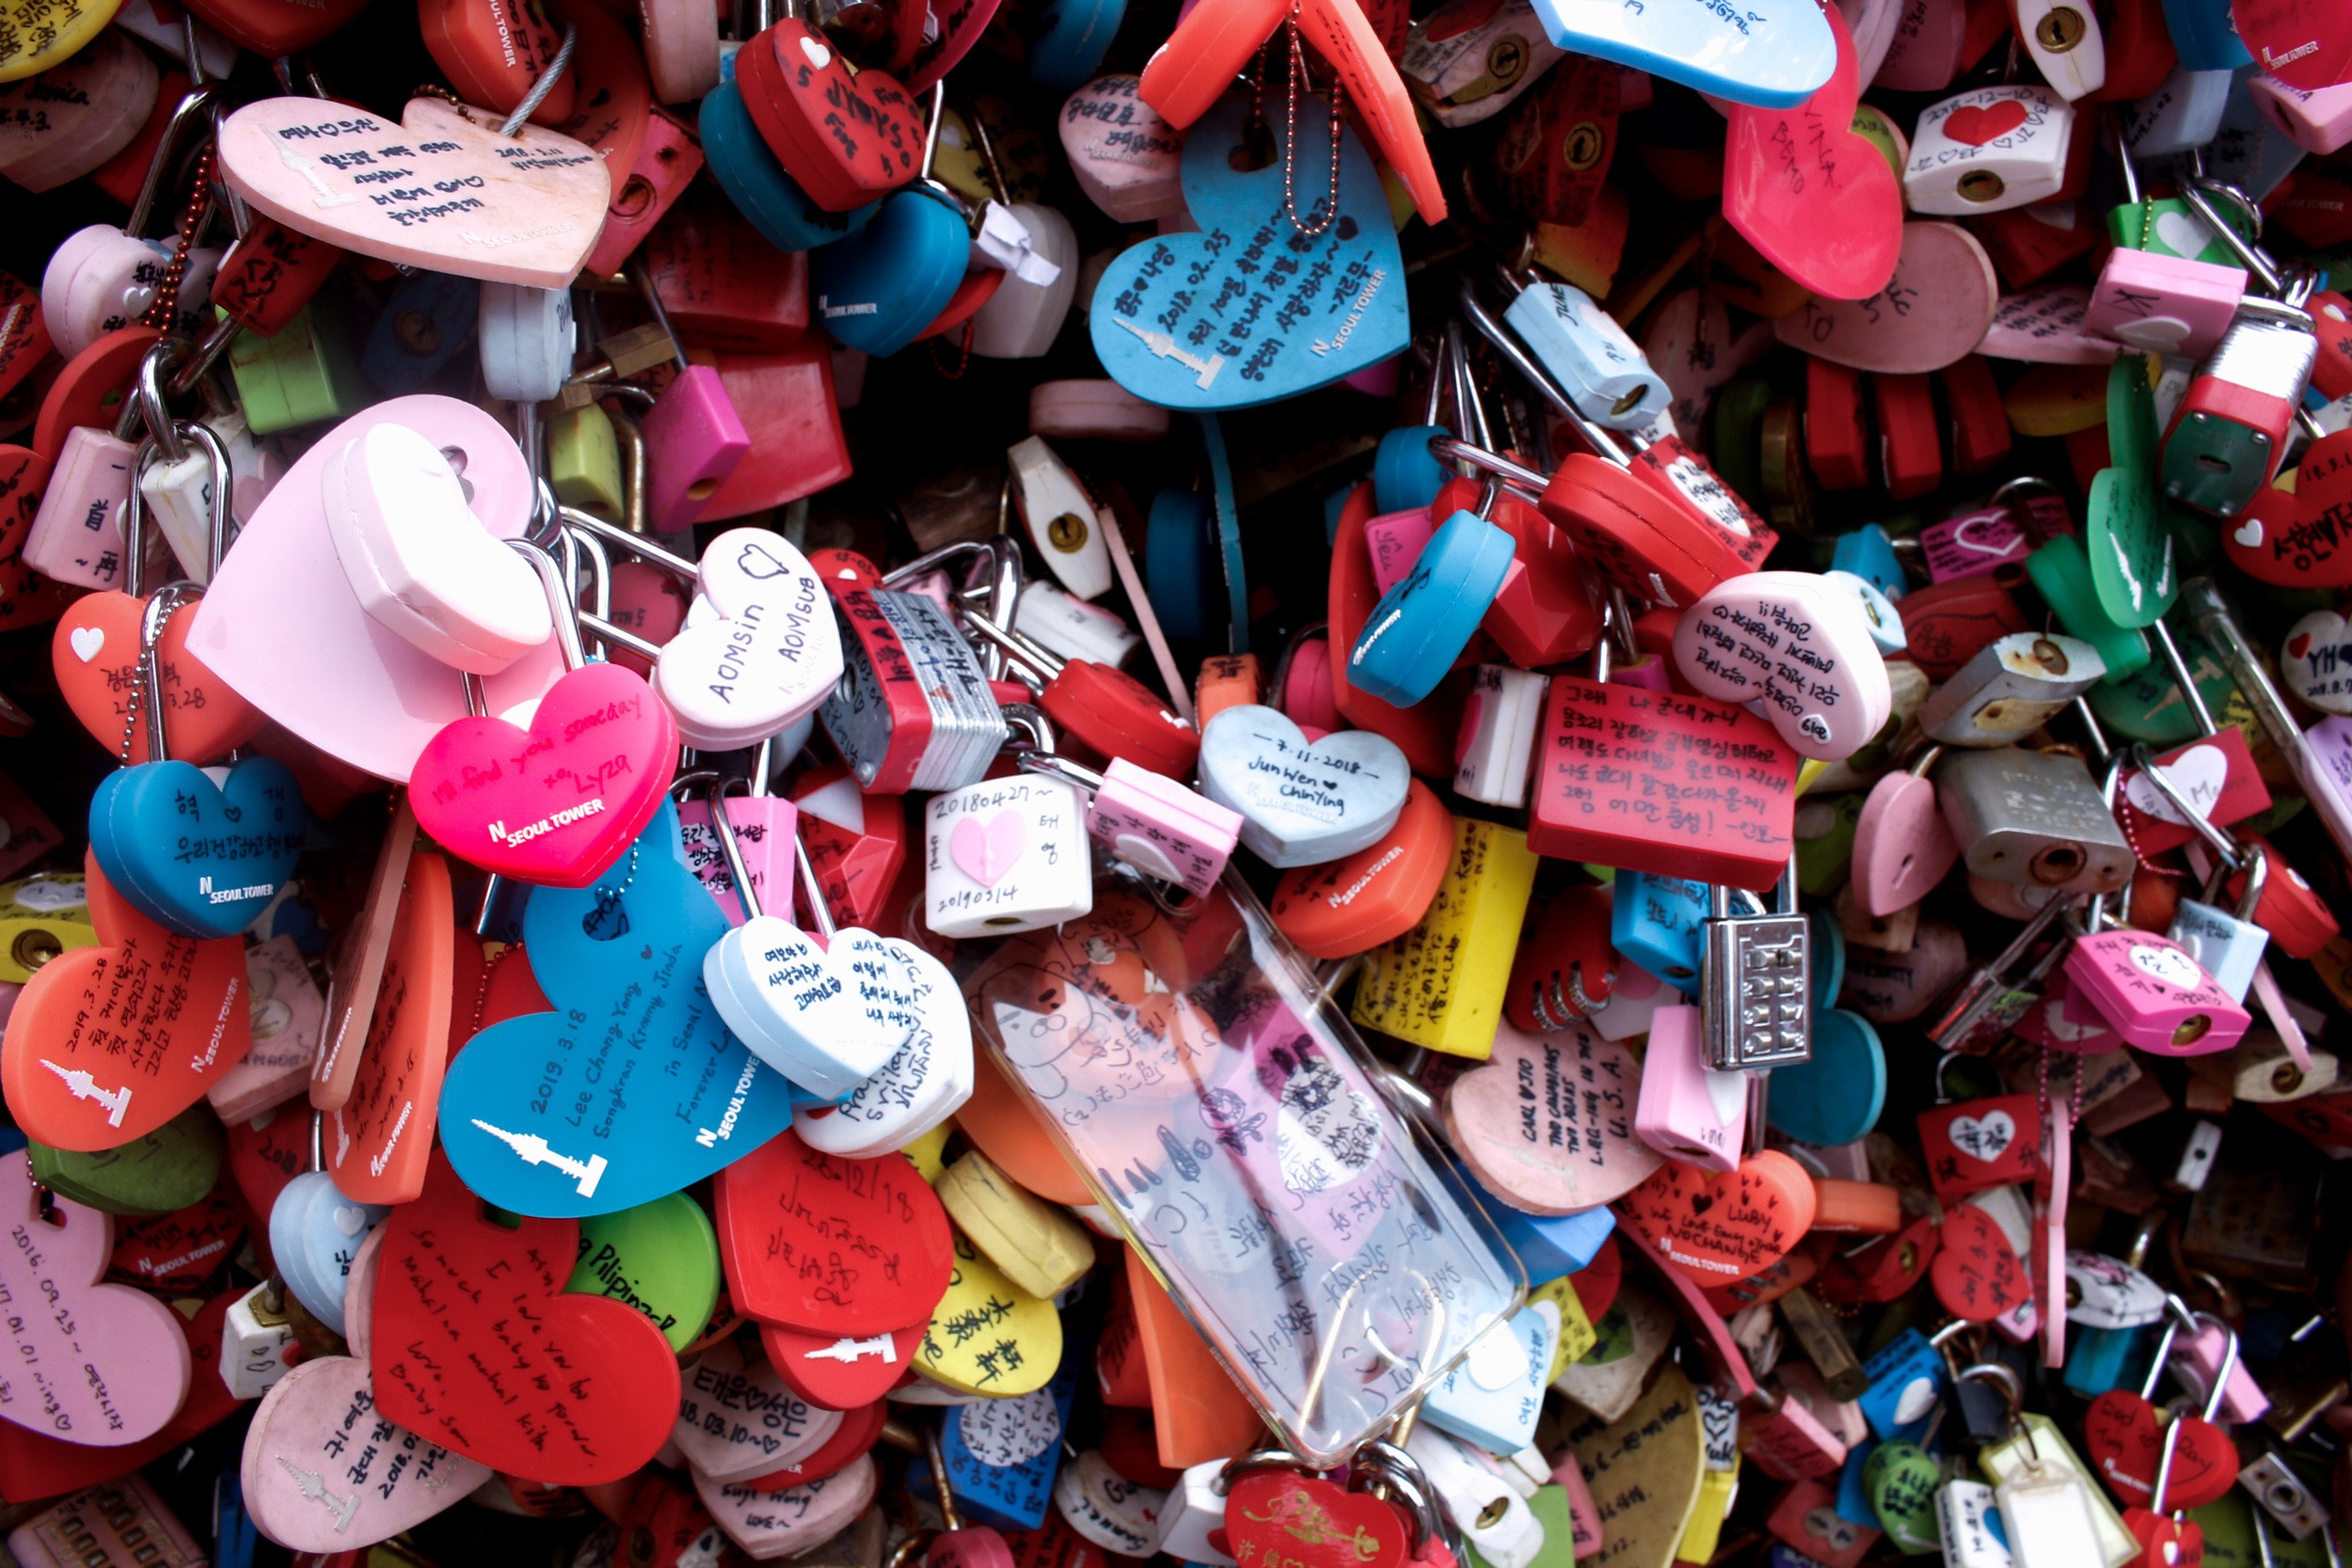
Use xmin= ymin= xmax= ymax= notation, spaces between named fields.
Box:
xmin=1851 ymin=757 xmax=1958 ymax=917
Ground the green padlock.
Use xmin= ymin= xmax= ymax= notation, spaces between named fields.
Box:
xmin=548 ymin=402 xmax=627 ymax=526
xmin=2085 ymin=356 xmax=2178 ymax=631
xmin=565 ymin=1191 xmax=722 ymax=1352
xmin=29 ymin=1106 xmax=226 ymax=1215
xmin=1795 ymin=792 xmax=1865 ymax=896
xmin=2190 ymin=1488 xmax=2332 ymax=1568
xmin=227 ymin=302 xmax=369 ymax=436
xmin=2026 ymin=533 xmax=2153 ymax=681
xmin=2105 ymin=196 xmax=2252 ymax=266
xmin=1864 ymin=1439 xmax=1946 ymax=1555
xmin=0 ymin=870 xmax=95 ymax=983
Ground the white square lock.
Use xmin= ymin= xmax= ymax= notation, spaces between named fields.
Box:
xmin=1017 ymin=579 xmax=1142 ymax=668
xmin=223 ymin=1280 xmax=299 ymax=1399
xmin=925 ymin=773 xmax=1093 ymax=937
xmin=1155 ymin=1461 xmax=1237 ymax=1565
xmin=1455 ymin=666 xmax=1548 ymax=808
xmin=1904 ymin=86 xmax=2075 ymax=214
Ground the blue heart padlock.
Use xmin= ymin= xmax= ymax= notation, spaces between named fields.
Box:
xmin=360 ymin=270 xmax=479 ymax=393
xmin=1527 ymin=0 xmax=1833 ymax=106
xmin=1196 ymin=704 xmax=1409 ymax=866
xmin=700 ymin=58 xmax=880 ymax=253
xmin=1348 ymin=504 xmax=1518 ymax=706
xmin=1763 ymin=1006 xmax=1886 ymax=1148
xmin=932 ymin=1360 xmax=1077 ymax=1529
xmin=267 ymin=1169 xmax=389 ymax=1338
xmin=90 ymin=755 xmax=308 ymax=940
xmin=809 ymin=183 xmax=970 ymax=358
xmin=1089 ymin=92 xmax=1407 ymax=410
xmin=1373 ymin=422 xmax=1450 ymax=515
xmin=437 ymin=800 xmax=803 ymax=1218
xmin=1026 ymin=0 xmax=1124 ymax=91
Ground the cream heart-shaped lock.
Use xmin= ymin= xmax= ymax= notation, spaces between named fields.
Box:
xmin=2284 ymin=609 xmax=2352 ymax=715
xmin=2122 ymin=743 xmax=2228 ymax=826
xmin=1672 ymin=571 xmax=1893 ymax=760
xmin=218 ymin=97 xmax=608 ymax=288
xmin=675 ymin=1338 xmax=846 ymax=1482
xmin=242 ymin=1355 xmax=489 ymax=1551
xmin=705 ymin=918 xmax=909 ymax=1101
xmin=325 ymin=422 xmax=554 ymax=674
xmin=654 ymin=529 xmax=844 ymax=750
xmin=697 ymin=1452 xmax=879 ymax=1560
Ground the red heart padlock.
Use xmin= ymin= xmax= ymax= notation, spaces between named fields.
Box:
xmin=1613 ymin=1150 xmax=1818 ymax=1284
xmin=2222 ymin=430 xmax=2352 ymax=587
xmin=1425 ymin=475 xmax=1602 ymax=668
xmin=109 ymin=1185 xmax=249 ymax=1291
xmin=371 ymin=1150 xmax=679 ymax=1485
xmin=1219 ymin=1471 xmax=1410 ymax=1568
xmin=1 ymin=851 xmax=250 ymax=1151
xmin=1504 ymin=883 xmax=1616 ymax=1032
xmin=420 ymin=0 xmax=579 ymax=124
xmin=712 ymin=1125 xmax=955 ymax=1336
xmin=2083 ymin=1395 xmax=2237 ymax=1511
xmin=54 ymin=590 xmax=267 ymax=765
xmin=737 ymin=20 xmax=924 ymax=213
xmin=1927 ymin=1202 xmax=2027 ymax=1323
xmin=2121 ymin=1510 xmax=2202 ymax=1568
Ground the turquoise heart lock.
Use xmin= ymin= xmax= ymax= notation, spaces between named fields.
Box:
xmin=438 ymin=800 xmax=802 ymax=1218
xmin=1027 ymin=0 xmax=1124 ymax=91
xmin=1765 ymin=1006 xmax=1886 ymax=1148
xmin=809 ymin=86 xmax=970 ymax=358
xmin=1089 ymin=90 xmax=1407 ymax=410
xmin=1527 ymin=0 xmax=1833 ymax=106
xmin=1348 ymin=483 xmax=1518 ymax=706
xmin=267 ymin=1168 xmax=389 ymax=1338
xmin=1197 ymin=704 xmax=1410 ymax=866
xmin=700 ymin=55 xmax=880 ymax=254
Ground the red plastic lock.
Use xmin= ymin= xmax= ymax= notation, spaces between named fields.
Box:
xmin=2225 ymin=835 xmax=2343 ymax=959
xmin=691 ymin=345 xmax=851 ymax=521
xmin=737 ymin=20 xmax=923 ymax=213
xmin=1941 ymin=356 xmax=2012 ymax=474
xmin=0 ymin=272 xmax=50 ymax=405
xmin=1896 ymin=576 xmax=2031 ymax=680
xmin=791 ymin=761 xmax=910 ymax=931
xmin=1805 ymin=356 xmax=1869 ymax=491
xmin=212 ymin=218 xmax=342 ymax=338
xmin=1504 ymin=882 xmax=1616 ymax=1031
xmin=645 ymin=188 xmax=811 ymax=353
xmin=420 ymin=0 xmax=577 ymax=124
xmin=1875 ymin=372 xmax=1942 ymax=501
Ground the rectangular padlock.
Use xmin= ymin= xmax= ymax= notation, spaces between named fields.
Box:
xmin=2162 ymin=306 xmax=2318 ymax=517
xmin=679 ymin=793 xmax=799 ymax=927
xmin=1701 ymin=869 xmax=1811 ymax=1069
xmin=1915 ymin=631 xmax=2107 ymax=746
xmin=926 ymin=771 xmax=1093 ymax=937
xmin=1936 ymin=746 xmax=2135 ymax=894
xmin=1454 ymin=664 xmax=1548 ymax=809
xmin=1085 ymin=756 xmax=1240 ymax=897
xmin=1350 ymin=816 xmax=1540 ymax=1057
xmin=223 ymin=1278 xmax=298 ymax=1399
xmin=818 ymin=588 xmax=1008 ymax=795
xmin=225 ymin=301 xmax=369 ymax=435
xmin=582 ymin=104 xmax=707 ymax=279
xmin=23 ymin=424 xmax=133 ymax=591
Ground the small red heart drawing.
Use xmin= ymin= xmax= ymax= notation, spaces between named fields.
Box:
xmin=1946 ymin=101 xmax=2030 ymax=146
xmin=1613 ymin=1150 xmax=1817 ymax=1285
xmin=370 ymin=1151 xmax=680 ymax=1485
xmin=2290 ymin=633 xmax=2313 ymax=659
xmin=2082 ymin=1392 xmax=2236 ymax=1510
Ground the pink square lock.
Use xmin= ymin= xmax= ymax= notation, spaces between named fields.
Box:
xmin=2251 ymin=74 xmax=2352 ymax=156
xmin=581 ymin=106 xmax=707 ymax=277
xmin=2169 ymin=1318 xmax=2271 ymax=1424
xmin=24 ymin=425 xmax=135 ymax=591
xmin=2084 ymin=249 xmax=2245 ymax=360
xmin=2060 ymin=928 xmax=2251 ymax=1056
xmin=644 ymin=363 xmax=750 ymax=536
xmin=1363 ymin=506 xmax=1435 ymax=596
xmin=1087 ymin=756 xmax=1242 ymax=896
xmin=1631 ymin=1003 xmax=1745 ymax=1172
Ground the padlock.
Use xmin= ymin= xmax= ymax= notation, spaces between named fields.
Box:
xmin=479 ymin=282 xmax=576 ymax=404
xmin=420 ymin=0 xmax=577 ymax=123
xmin=1402 ymin=1426 xmax=1543 ymax=1568
xmin=923 ymin=711 xmax=1094 ymax=938
xmin=1936 ymin=747 xmax=2135 ymax=894
xmin=1350 ymin=815 xmax=1540 ymax=1056
xmin=2168 ymin=841 xmax=2273 ymax=1002
xmin=807 ymin=92 xmax=973 ymax=359
xmin=1501 ymin=275 xmax=1662 ymax=432
xmin=1398 ymin=0 xmax=1564 ymax=127
xmin=2087 ymin=124 xmax=2248 ymax=358
xmin=1916 ymin=1055 xmax=2042 ymax=1201
xmin=736 ymin=4 xmax=923 ymax=210
xmin=1025 ymin=748 xmax=1240 ymax=900
xmin=1903 ymin=86 xmax=2076 ymax=214
xmin=221 ymin=1277 xmax=299 ymax=1400
xmin=1632 ymin=1002 xmax=1746 ymax=1169
xmin=961 ymin=605 xmax=1195 ymax=777
xmin=1016 ymin=579 xmax=1140 ymax=668
xmin=1350 ymin=481 xmax=1518 ymax=708
xmin=1915 ymin=631 xmax=2107 ymax=746
xmin=1454 ymin=666 xmax=1549 ymax=811
xmin=1006 ymin=434 xmax=1115 ymax=600
xmin=820 ymin=586 xmax=1009 ymax=795
xmin=961 ymin=121 xmax=1076 ymax=362
xmin=2223 ymin=836 xmax=2341 ymax=958
xmin=225 ymin=300 xmax=370 ymax=436
xmin=2064 ymin=921 xmax=2253 ymax=1055
xmin=1701 ymin=863 xmax=1811 ymax=1070
xmin=360 ymin=269 xmax=480 ymax=395
xmin=2161 ymin=297 xmax=2319 ymax=518
xmin=1504 ymin=881 xmax=1614 ymax=1030
xmin=1058 ymin=74 xmax=1185 ymax=223
xmin=791 ymin=760 xmax=909 ymax=930
xmin=614 ymin=259 xmax=752 ymax=535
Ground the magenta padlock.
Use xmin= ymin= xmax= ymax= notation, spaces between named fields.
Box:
xmin=2060 ymin=928 xmax=2252 ymax=1056
xmin=1632 ymin=1001 xmax=1746 ymax=1172
xmin=628 ymin=260 xmax=750 ymax=536
xmin=24 ymin=421 xmax=137 ymax=590
xmin=582 ymin=106 xmax=707 ymax=277
xmin=679 ymin=757 xmax=801 ymax=927
xmin=2169 ymin=1315 xmax=2271 ymax=1425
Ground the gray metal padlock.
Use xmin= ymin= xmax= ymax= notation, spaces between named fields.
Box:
xmin=1702 ymin=863 xmax=1811 ymax=1070
xmin=2168 ymin=841 xmax=2270 ymax=1002
xmin=1915 ymin=632 xmax=2108 ymax=747
xmin=1937 ymin=747 xmax=2135 ymax=894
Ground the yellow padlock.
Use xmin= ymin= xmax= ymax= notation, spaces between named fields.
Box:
xmin=0 ymin=870 xmax=95 ymax=983
xmin=1351 ymin=817 xmax=1539 ymax=1058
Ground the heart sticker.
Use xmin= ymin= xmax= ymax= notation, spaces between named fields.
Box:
xmin=439 ymin=803 xmax=799 ymax=1217
xmin=1197 ymin=705 xmax=1411 ymax=867
xmin=2223 ymin=431 xmax=2352 ymax=587
xmin=242 ymin=1354 xmax=490 ymax=1551
xmin=1443 ymin=1022 xmax=1662 ymax=1214
xmin=951 ymin=811 xmax=1029 ymax=886
xmin=1089 ymin=92 xmax=1406 ymax=410
xmin=0 ymin=1149 xmax=192 ymax=1446
xmin=1723 ymin=4 xmax=1902 ymax=302
xmin=653 ymin=529 xmax=844 ymax=752
xmin=2122 ymin=743 xmax=2229 ymax=827
xmin=713 ymin=1125 xmax=955 ymax=1336
xmin=188 ymin=396 xmax=564 ymax=783
xmin=1773 ymin=222 xmax=1998 ymax=372
xmin=53 ymin=594 xmax=266 ymax=765
xmin=325 ymin=848 xmax=454 ymax=1207
xmin=3 ymin=852 xmax=250 ymax=1151
xmin=1525 ymin=0 xmax=1833 ymax=106
xmin=1612 ymin=1148 xmax=1818 ymax=1284
xmin=371 ymin=1150 xmax=680 ymax=1484
xmin=217 ymin=97 xmax=609 ymax=288
xmin=90 ymin=755 xmax=308 ymax=941
xmin=409 ymin=660 xmax=678 ymax=889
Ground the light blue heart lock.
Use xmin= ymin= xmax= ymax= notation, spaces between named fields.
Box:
xmin=1090 ymin=91 xmax=1408 ymax=410
xmin=267 ymin=1169 xmax=389 ymax=1338
xmin=1527 ymin=0 xmax=1834 ymax=107
xmin=91 ymin=752 xmax=308 ymax=941
xmin=1764 ymin=1007 xmax=1886 ymax=1148
xmin=1347 ymin=485 xmax=1518 ymax=707
xmin=1026 ymin=0 xmax=1124 ymax=91
xmin=1421 ymin=1302 xmax=1559 ymax=1455
xmin=1502 ymin=280 xmax=1663 ymax=432
xmin=1611 ymin=871 xmax=1710 ymax=993
xmin=1858 ymin=1329 xmax=1945 ymax=1445
xmin=2155 ymin=0 xmax=2249 ymax=71
xmin=437 ymin=800 xmax=801 ymax=1218
xmin=1145 ymin=488 xmax=1214 ymax=641
xmin=1824 ymin=569 xmax=1908 ymax=657
xmin=701 ymin=51 xmax=880 ymax=253
xmin=935 ymin=1360 xmax=1077 ymax=1528
xmin=1829 ymin=524 xmax=1908 ymax=601
xmin=1197 ymin=705 xmax=1409 ymax=867
xmin=1372 ymin=336 xmax=1453 ymax=514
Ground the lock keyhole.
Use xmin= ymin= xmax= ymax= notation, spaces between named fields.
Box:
xmin=1958 ymin=170 xmax=2006 ymax=204
xmin=439 ymin=446 xmax=477 ymax=506
xmin=2026 ymin=843 xmax=2085 ymax=884
xmin=11 ymin=927 xmax=58 ymax=971
xmin=2036 ymin=6 xmax=2085 ymax=49
xmin=2197 ymin=452 xmax=2233 ymax=474
xmin=2272 ymin=1062 xmax=2303 ymax=1094
xmin=1477 ymin=1497 xmax=1511 ymax=1528
xmin=2172 ymin=1013 xmax=2212 ymax=1046
xmin=1047 ymin=512 xmax=1090 ymax=552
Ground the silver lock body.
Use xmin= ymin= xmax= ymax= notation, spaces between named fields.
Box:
xmin=1915 ymin=632 xmax=2107 ymax=747
xmin=1701 ymin=872 xmax=1811 ymax=1069
xmin=1937 ymin=747 xmax=2135 ymax=894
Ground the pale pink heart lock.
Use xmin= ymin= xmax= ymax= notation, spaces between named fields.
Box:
xmin=241 ymin=1354 xmax=491 ymax=1551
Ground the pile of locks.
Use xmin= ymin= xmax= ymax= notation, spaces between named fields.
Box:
xmin=4 ymin=0 xmax=2352 ymax=1561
